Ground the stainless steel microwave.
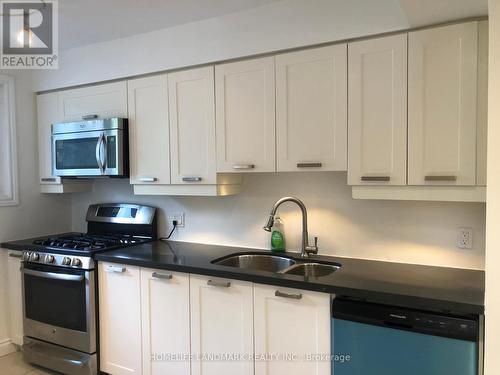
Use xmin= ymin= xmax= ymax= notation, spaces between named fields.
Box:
xmin=52 ymin=118 xmax=129 ymax=177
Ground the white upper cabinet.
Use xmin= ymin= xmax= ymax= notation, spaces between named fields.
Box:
xmin=58 ymin=81 xmax=128 ymax=121
xmin=476 ymin=20 xmax=488 ymax=187
xmin=141 ymin=268 xmax=191 ymax=375
xmin=37 ymin=92 xmax=61 ymax=185
xmin=348 ymin=34 xmax=408 ymax=185
xmin=254 ymin=284 xmax=331 ymax=375
xmin=99 ymin=263 xmax=142 ymax=375
xmin=168 ymin=67 xmax=217 ymax=185
xmin=128 ymin=74 xmax=171 ymax=185
xmin=190 ymin=275 xmax=254 ymax=375
xmin=276 ymin=45 xmax=347 ymax=172
xmin=408 ymin=22 xmax=478 ymax=186
xmin=215 ymin=57 xmax=276 ymax=173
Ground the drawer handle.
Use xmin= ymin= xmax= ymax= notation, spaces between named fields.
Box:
xmin=297 ymin=162 xmax=322 ymax=168
xmin=152 ymin=272 xmax=173 ymax=280
xmin=232 ymin=164 xmax=255 ymax=170
xmin=182 ymin=177 xmax=202 ymax=182
xmin=105 ymin=265 xmax=126 ymax=273
xmin=424 ymin=175 xmax=457 ymax=182
xmin=361 ymin=176 xmax=391 ymax=182
xmin=8 ymin=252 xmax=22 ymax=258
xmin=207 ymin=279 xmax=231 ymax=288
xmin=82 ymin=114 xmax=98 ymax=120
xmin=140 ymin=177 xmax=158 ymax=183
xmin=40 ymin=177 xmax=57 ymax=182
xmin=275 ymin=290 xmax=302 ymax=300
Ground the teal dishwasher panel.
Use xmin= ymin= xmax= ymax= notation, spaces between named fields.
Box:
xmin=333 ymin=318 xmax=478 ymax=375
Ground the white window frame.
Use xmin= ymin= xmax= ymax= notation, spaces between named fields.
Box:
xmin=0 ymin=75 xmax=18 ymax=206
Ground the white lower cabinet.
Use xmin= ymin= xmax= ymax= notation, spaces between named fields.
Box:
xmin=99 ymin=263 xmax=142 ymax=375
xmin=254 ymin=284 xmax=331 ymax=375
xmin=98 ymin=266 xmax=331 ymax=375
xmin=140 ymin=268 xmax=191 ymax=375
xmin=190 ymin=275 xmax=254 ymax=375
xmin=7 ymin=251 xmax=23 ymax=346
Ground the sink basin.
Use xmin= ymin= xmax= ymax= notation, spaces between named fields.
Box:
xmin=281 ymin=262 xmax=339 ymax=277
xmin=212 ymin=253 xmax=296 ymax=273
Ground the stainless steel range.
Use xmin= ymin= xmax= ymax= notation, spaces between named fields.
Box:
xmin=21 ymin=203 xmax=157 ymax=375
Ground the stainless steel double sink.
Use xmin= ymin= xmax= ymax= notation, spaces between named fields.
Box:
xmin=211 ymin=252 xmax=340 ymax=277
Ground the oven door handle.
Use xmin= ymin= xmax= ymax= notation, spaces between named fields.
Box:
xmin=24 ymin=269 xmax=84 ymax=282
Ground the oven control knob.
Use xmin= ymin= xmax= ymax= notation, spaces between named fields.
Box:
xmin=22 ymin=252 xmax=30 ymax=261
xmin=62 ymin=257 xmax=71 ymax=266
xmin=30 ymin=253 xmax=40 ymax=261
xmin=71 ymin=258 xmax=82 ymax=267
xmin=45 ymin=255 xmax=55 ymax=263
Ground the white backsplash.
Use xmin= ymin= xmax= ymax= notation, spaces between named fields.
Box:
xmin=71 ymin=172 xmax=485 ymax=270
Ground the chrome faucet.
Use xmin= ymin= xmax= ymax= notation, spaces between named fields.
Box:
xmin=263 ymin=196 xmax=318 ymax=258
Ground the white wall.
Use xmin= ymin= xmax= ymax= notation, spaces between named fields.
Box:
xmin=71 ymin=173 xmax=485 ymax=270
xmin=0 ymin=70 xmax=72 ymax=355
xmin=485 ymin=0 xmax=499 ymax=373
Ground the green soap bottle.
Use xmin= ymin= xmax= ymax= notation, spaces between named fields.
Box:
xmin=270 ymin=215 xmax=286 ymax=252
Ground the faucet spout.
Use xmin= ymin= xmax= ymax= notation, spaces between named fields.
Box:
xmin=263 ymin=196 xmax=318 ymax=258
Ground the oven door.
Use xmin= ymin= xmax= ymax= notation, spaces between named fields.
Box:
xmin=52 ymin=128 xmax=125 ymax=177
xmin=22 ymin=262 xmax=96 ymax=354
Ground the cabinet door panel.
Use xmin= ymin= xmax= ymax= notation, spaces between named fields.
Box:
xmin=254 ymin=284 xmax=330 ymax=375
xmin=59 ymin=81 xmax=127 ymax=121
xmin=348 ymin=34 xmax=407 ymax=185
xmin=141 ymin=269 xmax=191 ymax=375
xmin=37 ymin=93 xmax=61 ymax=184
xmin=190 ymin=275 xmax=254 ymax=375
xmin=99 ymin=263 xmax=142 ymax=375
xmin=216 ymin=57 xmax=276 ymax=172
xmin=128 ymin=75 xmax=171 ymax=185
xmin=408 ymin=22 xmax=478 ymax=185
xmin=169 ymin=67 xmax=216 ymax=184
xmin=276 ymin=45 xmax=347 ymax=171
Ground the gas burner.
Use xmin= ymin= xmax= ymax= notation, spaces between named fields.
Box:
xmin=33 ymin=233 xmax=148 ymax=253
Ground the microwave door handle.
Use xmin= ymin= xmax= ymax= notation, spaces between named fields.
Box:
xmin=102 ymin=134 xmax=107 ymax=171
xmin=95 ymin=133 xmax=105 ymax=174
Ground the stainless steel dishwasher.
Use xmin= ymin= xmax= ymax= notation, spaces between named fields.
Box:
xmin=332 ymin=298 xmax=482 ymax=375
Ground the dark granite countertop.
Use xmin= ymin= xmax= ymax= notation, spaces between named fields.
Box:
xmin=92 ymin=240 xmax=484 ymax=316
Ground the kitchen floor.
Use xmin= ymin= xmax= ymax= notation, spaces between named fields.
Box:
xmin=0 ymin=351 xmax=57 ymax=374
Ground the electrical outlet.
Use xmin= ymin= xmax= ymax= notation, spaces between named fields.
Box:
xmin=457 ymin=228 xmax=473 ymax=249
xmin=167 ymin=212 xmax=185 ymax=228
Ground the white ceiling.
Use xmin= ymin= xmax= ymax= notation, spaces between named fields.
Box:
xmin=58 ymin=0 xmax=488 ymax=50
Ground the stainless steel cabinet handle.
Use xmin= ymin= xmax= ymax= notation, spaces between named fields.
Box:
xmin=232 ymin=164 xmax=255 ymax=170
xmin=361 ymin=176 xmax=391 ymax=182
xmin=425 ymin=175 xmax=457 ymax=181
xmin=23 ymin=269 xmax=84 ymax=282
xmin=105 ymin=265 xmax=126 ymax=273
xmin=82 ymin=114 xmax=98 ymax=120
xmin=140 ymin=177 xmax=158 ymax=182
xmin=182 ymin=177 xmax=202 ymax=182
xmin=207 ymin=279 xmax=231 ymax=288
xmin=152 ymin=272 xmax=173 ymax=280
xmin=275 ymin=290 xmax=302 ymax=300
xmin=297 ymin=162 xmax=322 ymax=168
xmin=40 ymin=177 xmax=57 ymax=182
xmin=8 ymin=252 xmax=22 ymax=258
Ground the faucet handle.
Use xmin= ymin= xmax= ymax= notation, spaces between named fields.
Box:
xmin=305 ymin=236 xmax=319 ymax=255
xmin=314 ymin=236 xmax=318 ymax=248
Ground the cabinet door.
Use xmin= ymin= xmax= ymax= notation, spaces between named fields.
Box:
xmin=190 ymin=275 xmax=254 ymax=375
xmin=7 ymin=251 xmax=23 ymax=346
xmin=254 ymin=284 xmax=331 ymax=375
xmin=348 ymin=34 xmax=407 ymax=185
xmin=37 ymin=92 xmax=61 ymax=185
xmin=141 ymin=268 xmax=190 ymax=375
xmin=408 ymin=22 xmax=478 ymax=185
xmin=276 ymin=45 xmax=347 ymax=172
xmin=58 ymin=81 xmax=127 ymax=121
xmin=476 ymin=20 xmax=488 ymax=186
xmin=168 ymin=67 xmax=216 ymax=185
xmin=215 ymin=57 xmax=276 ymax=173
xmin=128 ymin=75 xmax=171 ymax=185
xmin=99 ymin=263 xmax=142 ymax=375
